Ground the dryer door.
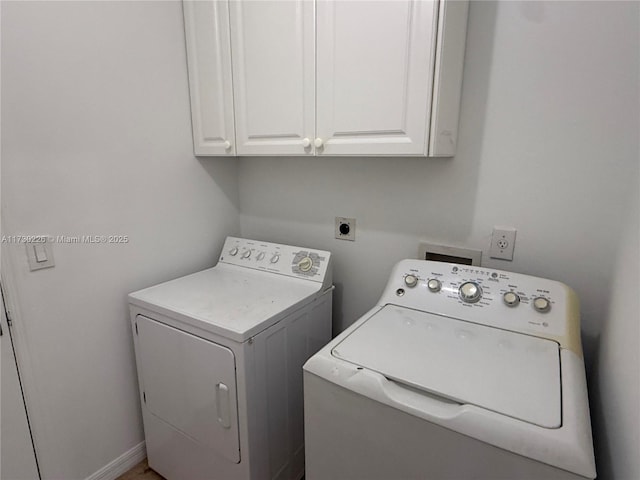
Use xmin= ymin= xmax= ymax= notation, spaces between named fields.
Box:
xmin=136 ymin=315 xmax=240 ymax=463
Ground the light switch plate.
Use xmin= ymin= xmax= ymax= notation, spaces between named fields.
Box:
xmin=26 ymin=239 xmax=55 ymax=271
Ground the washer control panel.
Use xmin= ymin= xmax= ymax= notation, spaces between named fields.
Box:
xmin=384 ymin=260 xmax=578 ymax=341
xmin=219 ymin=236 xmax=332 ymax=287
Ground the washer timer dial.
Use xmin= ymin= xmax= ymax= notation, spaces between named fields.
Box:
xmin=459 ymin=281 xmax=482 ymax=303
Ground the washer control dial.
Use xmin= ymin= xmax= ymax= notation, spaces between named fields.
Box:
xmin=229 ymin=247 xmax=239 ymax=256
xmin=533 ymin=296 xmax=551 ymax=313
xmin=503 ymin=291 xmax=520 ymax=307
xmin=459 ymin=282 xmax=482 ymax=303
xmin=298 ymin=256 xmax=313 ymax=272
xmin=257 ymin=252 xmax=265 ymax=261
xmin=242 ymin=250 xmax=251 ymax=259
xmin=404 ymin=274 xmax=419 ymax=288
xmin=427 ymin=279 xmax=442 ymax=292
xmin=270 ymin=254 xmax=280 ymax=264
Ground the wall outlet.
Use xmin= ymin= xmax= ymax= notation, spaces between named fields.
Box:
xmin=489 ymin=227 xmax=517 ymax=260
xmin=335 ymin=217 xmax=356 ymax=241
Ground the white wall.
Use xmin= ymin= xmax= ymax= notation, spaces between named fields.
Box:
xmin=591 ymin=180 xmax=639 ymax=480
xmin=239 ymin=0 xmax=639 ymax=364
xmin=239 ymin=3 xmax=640 ymax=479
xmin=2 ymin=1 xmax=637 ymax=479
xmin=1 ymin=1 xmax=239 ymax=478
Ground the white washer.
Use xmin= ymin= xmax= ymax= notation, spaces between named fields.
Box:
xmin=303 ymin=259 xmax=596 ymax=480
xmin=129 ymin=236 xmax=332 ymax=480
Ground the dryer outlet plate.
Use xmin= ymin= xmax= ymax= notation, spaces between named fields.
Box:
xmin=335 ymin=217 xmax=356 ymax=241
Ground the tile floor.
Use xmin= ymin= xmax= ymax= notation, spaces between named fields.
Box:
xmin=116 ymin=459 xmax=165 ymax=480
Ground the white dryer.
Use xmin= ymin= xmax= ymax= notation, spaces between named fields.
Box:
xmin=129 ymin=236 xmax=332 ymax=480
xmin=303 ymin=260 xmax=596 ymax=480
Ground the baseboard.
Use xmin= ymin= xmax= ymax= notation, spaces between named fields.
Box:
xmin=85 ymin=441 xmax=146 ymax=480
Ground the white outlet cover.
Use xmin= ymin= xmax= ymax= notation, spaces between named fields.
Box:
xmin=489 ymin=227 xmax=517 ymax=260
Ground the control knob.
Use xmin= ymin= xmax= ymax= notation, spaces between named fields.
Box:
xmin=404 ymin=274 xmax=419 ymax=288
xmin=242 ymin=250 xmax=251 ymax=259
xmin=427 ymin=279 xmax=442 ymax=292
xmin=229 ymin=247 xmax=239 ymax=256
xmin=257 ymin=252 xmax=265 ymax=261
xmin=270 ymin=254 xmax=280 ymax=264
xmin=503 ymin=291 xmax=520 ymax=307
xmin=533 ymin=297 xmax=551 ymax=313
xmin=298 ymin=256 xmax=313 ymax=272
xmin=459 ymin=282 xmax=482 ymax=303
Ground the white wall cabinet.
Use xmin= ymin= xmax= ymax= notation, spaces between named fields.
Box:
xmin=229 ymin=0 xmax=315 ymax=156
xmin=183 ymin=0 xmax=468 ymax=157
xmin=183 ymin=0 xmax=236 ymax=155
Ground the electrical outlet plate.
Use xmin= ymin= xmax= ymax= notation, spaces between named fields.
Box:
xmin=489 ymin=227 xmax=517 ymax=260
xmin=335 ymin=217 xmax=356 ymax=241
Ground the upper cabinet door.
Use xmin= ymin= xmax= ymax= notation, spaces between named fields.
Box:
xmin=183 ymin=1 xmax=236 ymax=156
xmin=316 ymin=0 xmax=438 ymax=156
xmin=230 ymin=1 xmax=315 ymax=156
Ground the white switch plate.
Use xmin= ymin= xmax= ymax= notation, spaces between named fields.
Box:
xmin=26 ymin=239 xmax=55 ymax=271
xmin=489 ymin=227 xmax=517 ymax=261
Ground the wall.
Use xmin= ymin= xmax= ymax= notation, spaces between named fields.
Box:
xmin=1 ymin=1 xmax=239 ymax=478
xmin=591 ymin=180 xmax=639 ymax=480
xmin=239 ymin=3 xmax=640 ymax=479
xmin=239 ymin=0 xmax=639 ymax=365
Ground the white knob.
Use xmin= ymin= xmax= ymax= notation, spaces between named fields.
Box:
xmin=229 ymin=247 xmax=239 ymax=256
xmin=224 ymin=140 xmax=232 ymax=150
xmin=427 ymin=279 xmax=442 ymax=292
xmin=270 ymin=254 xmax=280 ymax=264
xmin=302 ymin=138 xmax=311 ymax=148
xmin=533 ymin=297 xmax=551 ymax=313
xmin=503 ymin=291 xmax=520 ymax=307
xmin=242 ymin=250 xmax=251 ymax=259
xmin=404 ymin=274 xmax=418 ymax=288
xmin=459 ymin=282 xmax=482 ymax=303
xmin=257 ymin=252 xmax=265 ymax=261
xmin=314 ymin=137 xmax=324 ymax=148
xmin=298 ymin=257 xmax=313 ymax=272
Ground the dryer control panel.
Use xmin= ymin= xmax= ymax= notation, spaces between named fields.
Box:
xmin=380 ymin=259 xmax=581 ymax=353
xmin=219 ymin=236 xmax=332 ymax=290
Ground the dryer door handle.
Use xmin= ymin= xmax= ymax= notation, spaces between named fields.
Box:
xmin=216 ymin=382 xmax=231 ymax=429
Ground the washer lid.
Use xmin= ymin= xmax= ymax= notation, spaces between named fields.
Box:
xmin=332 ymin=305 xmax=561 ymax=428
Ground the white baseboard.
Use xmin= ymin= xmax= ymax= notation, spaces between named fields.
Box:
xmin=85 ymin=441 xmax=146 ymax=480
